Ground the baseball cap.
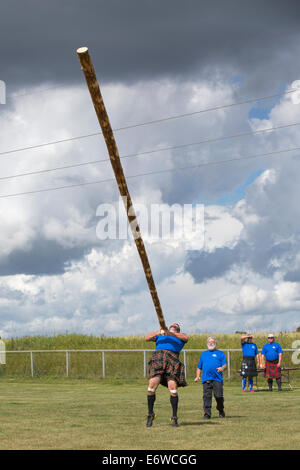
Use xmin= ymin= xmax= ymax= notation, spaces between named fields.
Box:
xmin=267 ymin=333 xmax=274 ymax=338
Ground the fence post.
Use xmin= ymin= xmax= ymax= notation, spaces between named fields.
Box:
xmin=30 ymin=351 xmax=34 ymax=377
xmin=144 ymin=351 xmax=147 ymax=377
xmin=66 ymin=351 xmax=69 ymax=377
xmin=183 ymin=350 xmax=187 ymax=378
xmin=102 ymin=351 xmax=106 ymax=378
xmin=227 ymin=350 xmax=231 ymax=378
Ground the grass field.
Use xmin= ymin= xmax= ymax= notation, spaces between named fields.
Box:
xmin=0 ymin=376 xmax=299 ymax=450
xmin=2 ymin=332 xmax=300 ymax=379
xmin=4 ymin=332 xmax=300 ymax=351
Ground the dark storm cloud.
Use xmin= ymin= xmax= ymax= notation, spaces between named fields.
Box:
xmin=248 ymin=240 xmax=294 ymax=277
xmin=284 ymin=270 xmax=300 ymax=283
xmin=0 ymin=239 xmax=87 ymax=276
xmin=2 ymin=0 xmax=300 ymax=93
xmin=184 ymin=240 xmax=297 ymax=283
xmin=184 ymin=244 xmax=243 ymax=283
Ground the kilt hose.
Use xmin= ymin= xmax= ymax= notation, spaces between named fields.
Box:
xmin=148 ymin=349 xmax=187 ymax=387
xmin=240 ymin=356 xmax=258 ymax=378
xmin=264 ymin=359 xmax=282 ymax=379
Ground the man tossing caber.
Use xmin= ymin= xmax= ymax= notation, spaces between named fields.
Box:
xmin=145 ymin=323 xmax=188 ymax=427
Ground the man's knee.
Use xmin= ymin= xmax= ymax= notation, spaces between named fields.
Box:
xmin=167 ymin=380 xmax=178 ymax=396
xmin=148 ymin=377 xmax=160 ymax=394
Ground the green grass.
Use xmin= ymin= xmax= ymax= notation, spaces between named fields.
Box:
xmin=4 ymin=332 xmax=300 ymax=351
xmin=0 ymin=377 xmax=299 ymax=450
xmin=1 ymin=332 xmax=300 ymax=379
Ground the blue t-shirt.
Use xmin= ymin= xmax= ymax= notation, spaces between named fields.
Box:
xmin=261 ymin=342 xmax=283 ymax=361
xmin=197 ymin=349 xmax=227 ymax=383
xmin=155 ymin=335 xmax=186 ymax=354
xmin=241 ymin=342 xmax=259 ymax=357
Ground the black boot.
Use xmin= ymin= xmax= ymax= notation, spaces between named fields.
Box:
xmin=170 ymin=416 xmax=179 ymax=427
xmin=276 ymin=378 xmax=282 ymax=391
xmin=146 ymin=414 xmax=156 ymax=427
xmin=268 ymin=379 xmax=273 ymax=391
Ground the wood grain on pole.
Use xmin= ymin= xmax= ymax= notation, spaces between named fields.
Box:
xmin=76 ymin=46 xmax=167 ymax=330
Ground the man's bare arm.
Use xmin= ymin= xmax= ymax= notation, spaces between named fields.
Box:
xmin=194 ymin=368 xmax=202 ymax=382
xmin=145 ymin=330 xmax=162 ymax=342
xmin=166 ymin=330 xmax=188 ymax=343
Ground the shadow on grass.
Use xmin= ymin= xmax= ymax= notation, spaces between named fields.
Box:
xmin=180 ymin=414 xmax=245 ymax=425
xmin=180 ymin=421 xmax=220 ymax=426
xmin=255 ymin=388 xmax=293 ymax=392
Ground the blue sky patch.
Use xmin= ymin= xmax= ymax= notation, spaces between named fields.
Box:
xmin=206 ymin=168 xmax=264 ymax=206
xmin=248 ymin=82 xmax=288 ymax=121
xmin=248 ymin=105 xmax=272 ymax=120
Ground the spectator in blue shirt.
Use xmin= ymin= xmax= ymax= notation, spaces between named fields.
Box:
xmin=261 ymin=334 xmax=283 ymax=391
xmin=240 ymin=334 xmax=260 ymax=393
xmin=194 ymin=336 xmax=226 ymax=419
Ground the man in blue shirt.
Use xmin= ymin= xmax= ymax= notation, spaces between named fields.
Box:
xmin=194 ymin=336 xmax=227 ymax=419
xmin=261 ymin=333 xmax=283 ymax=391
xmin=240 ymin=334 xmax=260 ymax=392
xmin=145 ymin=323 xmax=188 ymax=427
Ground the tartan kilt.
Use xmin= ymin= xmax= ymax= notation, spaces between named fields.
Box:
xmin=148 ymin=349 xmax=187 ymax=387
xmin=240 ymin=356 xmax=258 ymax=377
xmin=264 ymin=360 xmax=282 ymax=379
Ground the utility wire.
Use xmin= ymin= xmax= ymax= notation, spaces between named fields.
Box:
xmin=7 ymin=85 xmax=66 ymax=99
xmin=0 ymin=88 xmax=297 ymax=158
xmin=1 ymin=120 xmax=300 ymax=182
xmin=0 ymin=144 xmax=299 ymax=200
xmin=113 ymin=88 xmax=298 ymax=131
xmin=7 ymin=83 xmax=297 ymax=107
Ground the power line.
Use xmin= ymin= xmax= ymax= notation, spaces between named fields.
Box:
xmin=1 ymin=120 xmax=300 ymax=182
xmin=0 ymin=131 xmax=101 ymax=158
xmin=7 ymin=85 xmax=67 ymax=99
xmin=0 ymin=88 xmax=297 ymax=159
xmin=8 ymin=82 xmax=295 ymax=101
xmin=0 ymin=144 xmax=299 ymax=200
xmin=113 ymin=88 xmax=297 ymax=131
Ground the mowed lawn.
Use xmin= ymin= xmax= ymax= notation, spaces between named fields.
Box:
xmin=0 ymin=377 xmax=299 ymax=450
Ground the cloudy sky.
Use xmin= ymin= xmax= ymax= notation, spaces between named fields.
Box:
xmin=1 ymin=0 xmax=300 ymax=338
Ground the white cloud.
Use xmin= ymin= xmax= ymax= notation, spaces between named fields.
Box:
xmin=204 ymin=205 xmax=243 ymax=251
xmin=1 ymin=78 xmax=300 ymax=337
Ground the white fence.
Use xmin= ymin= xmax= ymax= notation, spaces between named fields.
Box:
xmin=1 ymin=348 xmax=297 ymax=378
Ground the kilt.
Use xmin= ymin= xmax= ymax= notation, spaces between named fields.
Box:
xmin=240 ymin=356 xmax=257 ymax=377
xmin=148 ymin=349 xmax=187 ymax=387
xmin=264 ymin=359 xmax=282 ymax=379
